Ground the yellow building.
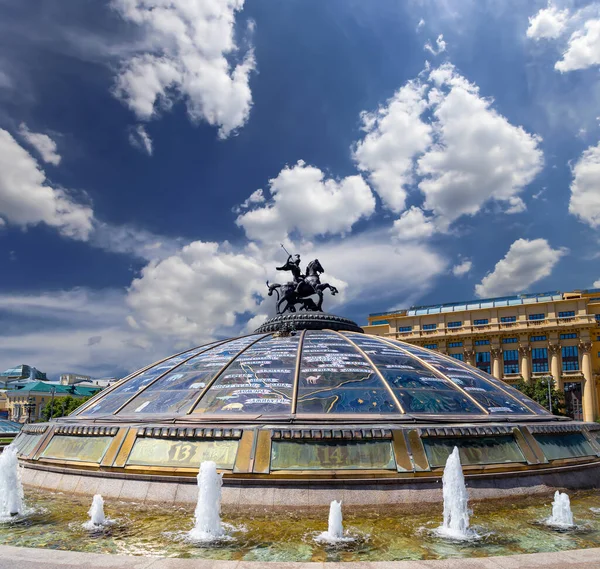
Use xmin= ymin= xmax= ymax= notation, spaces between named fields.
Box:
xmin=364 ymin=290 xmax=600 ymax=422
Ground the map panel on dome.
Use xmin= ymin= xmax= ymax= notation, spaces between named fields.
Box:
xmin=79 ymin=345 xmax=213 ymax=416
xmin=345 ymin=334 xmax=483 ymax=415
xmin=194 ymin=334 xmax=299 ymax=414
xmin=387 ymin=340 xmax=541 ymax=415
xmin=116 ymin=336 xmax=261 ymax=415
xmin=296 ymin=331 xmax=399 ymax=414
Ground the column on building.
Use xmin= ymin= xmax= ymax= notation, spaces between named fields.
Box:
xmin=491 ymin=347 xmax=502 ymax=379
xmin=519 ymin=345 xmax=531 ymax=383
xmin=549 ymin=344 xmax=562 ymax=391
xmin=580 ymin=342 xmax=597 ymax=422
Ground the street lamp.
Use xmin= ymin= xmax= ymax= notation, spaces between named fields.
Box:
xmin=49 ymin=386 xmax=56 ymax=420
xmin=25 ymin=397 xmax=36 ymax=424
xmin=544 ymin=376 xmax=553 ymax=413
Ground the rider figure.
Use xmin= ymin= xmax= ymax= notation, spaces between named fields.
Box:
xmin=276 ymin=254 xmax=305 ymax=294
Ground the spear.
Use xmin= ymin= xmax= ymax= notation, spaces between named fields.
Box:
xmin=280 ymin=243 xmax=291 ymax=257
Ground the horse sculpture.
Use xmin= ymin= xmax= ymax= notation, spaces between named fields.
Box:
xmin=267 ymin=258 xmax=338 ymax=314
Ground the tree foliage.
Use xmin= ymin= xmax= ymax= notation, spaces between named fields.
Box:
xmin=41 ymin=395 xmax=93 ymax=421
xmin=513 ymin=376 xmax=565 ymax=415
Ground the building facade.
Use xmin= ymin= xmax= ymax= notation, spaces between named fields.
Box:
xmin=5 ymin=382 xmax=101 ymax=423
xmin=364 ymin=290 xmax=600 ymax=422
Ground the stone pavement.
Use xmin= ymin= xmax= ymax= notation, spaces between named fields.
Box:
xmin=0 ymin=545 xmax=599 ymax=569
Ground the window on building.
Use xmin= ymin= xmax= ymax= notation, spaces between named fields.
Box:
xmin=561 ymin=333 xmax=578 ymax=340
xmin=596 ymin=335 xmax=600 ymax=341
xmin=424 ymin=344 xmax=438 ymax=349
xmin=532 ymin=348 xmax=549 ymax=373
xmin=423 ymin=324 xmax=437 ymax=330
xmin=474 ymin=339 xmax=490 ymax=346
xmin=562 ymin=346 xmax=580 ymax=371
xmin=450 ymin=353 xmax=464 ymax=361
xmin=448 ymin=341 xmax=463 ymax=348
xmin=558 ymin=311 xmax=575 ymax=319
xmin=501 ymin=316 xmax=516 ymax=323
xmin=447 ymin=321 xmax=462 ymax=328
xmin=398 ymin=326 xmax=412 ymax=332
xmin=530 ymin=335 xmax=547 ymax=342
xmin=474 ymin=319 xmax=489 ymax=326
xmin=503 ymin=350 xmax=519 ymax=375
xmin=476 ymin=351 xmax=491 ymax=373
xmin=503 ymin=337 xmax=518 ymax=344
xmin=528 ymin=313 xmax=545 ymax=320
xmin=372 ymin=319 xmax=389 ymax=326
xmin=595 ymin=314 xmax=600 ymax=322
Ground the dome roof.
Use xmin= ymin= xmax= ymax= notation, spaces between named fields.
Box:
xmin=76 ymin=331 xmax=552 ymax=421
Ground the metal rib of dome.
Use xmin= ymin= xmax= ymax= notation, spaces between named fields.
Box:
xmin=75 ymin=330 xmax=553 ymax=421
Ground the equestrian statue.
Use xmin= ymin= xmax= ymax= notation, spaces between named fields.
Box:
xmin=267 ymin=246 xmax=338 ymax=314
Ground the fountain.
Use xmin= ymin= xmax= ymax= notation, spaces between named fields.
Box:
xmin=188 ymin=461 xmax=225 ymax=542
xmin=83 ymin=495 xmax=107 ymax=529
xmin=546 ymin=491 xmax=574 ymax=528
xmin=0 ymin=445 xmax=24 ymax=519
xmin=315 ymin=500 xmax=353 ymax=543
xmin=433 ymin=447 xmax=477 ymax=541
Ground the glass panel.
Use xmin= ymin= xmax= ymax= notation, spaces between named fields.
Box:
xmin=534 ymin=433 xmax=595 ymax=460
xmin=194 ymin=335 xmax=300 ymax=415
xmin=385 ymin=340 xmax=544 ymax=415
xmin=80 ymin=345 xmax=213 ymax=416
xmin=271 ymin=440 xmax=396 ymax=470
xmin=344 ymin=335 xmax=481 ymax=415
xmin=127 ymin=438 xmax=238 ymax=469
xmin=423 ymin=436 xmax=526 ymax=467
xmin=296 ymin=331 xmax=398 ymax=415
xmin=41 ymin=436 xmax=112 ymax=463
xmin=116 ymin=337 xmax=260 ymax=415
xmin=13 ymin=433 xmax=42 ymax=456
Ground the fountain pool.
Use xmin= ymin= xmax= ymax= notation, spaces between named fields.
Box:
xmin=2 ymin=488 xmax=600 ymax=562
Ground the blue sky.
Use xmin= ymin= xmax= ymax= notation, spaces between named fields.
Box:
xmin=1 ymin=0 xmax=600 ymax=379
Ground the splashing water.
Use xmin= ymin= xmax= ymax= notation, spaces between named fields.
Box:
xmin=546 ymin=491 xmax=574 ymax=528
xmin=83 ymin=495 xmax=107 ymax=529
xmin=433 ymin=447 xmax=478 ymax=541
xmin=0 ymin=445 xmax=24 ymax=519
xmin=315 ymin=500 xmax=354 ymax=543
xmin=188 ymin=461 xmax=225 ymax=542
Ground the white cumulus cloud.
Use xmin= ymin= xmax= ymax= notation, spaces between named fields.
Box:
xmin=353 ymin=81 xmax=432 ymax=212
xmin=569 ymin=140 xmax=600 ymax=227
xmin=236 ymin=160 xmax=375 ymax=243
xmin=128 ymin=124 xmax=153 ymax=155
xmin=452 ymin=259 xmax=472 ymax=277
xmin=527 ymin=3 xmax=570 ymax=40
xmin=111 ymin=0 xmax=256 ymax=139
xmin=391 ymin=206 xmax=437 ymax=241
xmin=424 ymin=34 xmax=447 ymax=56
xmin=556 ymin=18 xmax=600 ymax=72
xmin=475 ymin=238 xmax=567 ymax=298
xmin=0 ymin=129 xmax=93 ymax=240
xmin=18 ymin=123 xmax=61 ymax=165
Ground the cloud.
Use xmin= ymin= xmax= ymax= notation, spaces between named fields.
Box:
xmin=236 ymin=160 xmax=375 ymax=242
xmin=0 ymin=129 xmax=93 ymax=240
xmin=128 ymin=124 xmax=153 ymax=155
xmin=556 ymin=18 xmax=600 ymax=72
xmin=353 ymin=63 xmax=543 ymax=229
xmin=424 ymin=34 xmax=447 ymax=56
xmin=475 ymin=238 xmax=567 ymax=298
xmin=527 ymin=3 xmax=570 ymax=40
xmin=232 ymin=188 xmax=265 ymax=213
xmin=391 ymin=206 xmax=437 ymax=241
xmin=417 ymin=64 xmax=543 ymax=229
xmin=353 ymin=81 xmax=432 ymax=212
xmin=111 ymin=0 xmax=256 ymax=139
xmin=594 ymin=279 xmax=600 ymax=288
xmin=18 ymin=123 xmax=61 ymax=165
xmin=452 ymin=259 xmax=472 ymax=277
xmin=417 ymin=18 xmax=425 ymax=31
xmin=569 ymin=140 xmax=600 ymax=228
xmin=127 ymin=240 xmax=267 ymax=343
xmin=0 ymin=288 xmax=165 ymax=378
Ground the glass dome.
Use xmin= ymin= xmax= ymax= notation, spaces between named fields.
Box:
xmin=76 ymin=330 xmax=551 ymax=421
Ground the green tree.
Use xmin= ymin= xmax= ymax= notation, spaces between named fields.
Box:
xmin=513 ymin=376 xmax=565 ymax=415
xmin=42 ymin=395 xmax=93 ymax=421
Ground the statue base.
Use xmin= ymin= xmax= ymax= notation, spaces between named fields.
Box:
xmin=253 ymin=312 xmax=364 ymax=334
